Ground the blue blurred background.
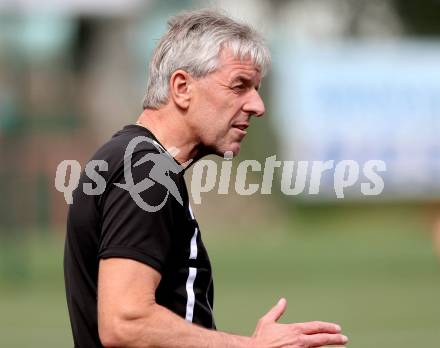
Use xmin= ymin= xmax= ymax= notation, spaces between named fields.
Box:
xmin=1 ymin=0 xmax=440 ymax=347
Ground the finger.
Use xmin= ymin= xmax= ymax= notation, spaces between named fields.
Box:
xmin=305 ymin=333 xmax=348 ymax=347
xmin=295 ymin=321 xmax=342 ymax=334
xmin=261 ymin=298 xmax=287 ymax=322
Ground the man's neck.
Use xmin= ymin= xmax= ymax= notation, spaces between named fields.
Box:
xmin=136 ymin=107 xmax=203 ymax=166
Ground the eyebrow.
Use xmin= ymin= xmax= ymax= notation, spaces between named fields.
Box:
xmin=231 ymin=75 xmax=261 ymax=90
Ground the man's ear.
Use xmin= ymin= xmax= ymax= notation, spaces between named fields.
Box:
xmin=169 ymin=70 xmax=192 ymax=110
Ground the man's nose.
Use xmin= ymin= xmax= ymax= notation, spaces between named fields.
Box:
xmin=243 ymin=89 xmax=265 ymax=117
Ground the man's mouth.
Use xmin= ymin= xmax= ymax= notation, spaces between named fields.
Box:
xmin=232 ymin=123 xmax=249 ymax=133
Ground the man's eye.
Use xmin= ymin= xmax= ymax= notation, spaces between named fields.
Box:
xmin=232 ymin=85 xmax=245 ymax=92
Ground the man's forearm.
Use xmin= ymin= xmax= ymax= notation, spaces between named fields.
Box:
xmin=101 ymin=303 xmax=253 ymax=348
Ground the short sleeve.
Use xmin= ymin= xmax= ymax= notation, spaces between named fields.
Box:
xmin=98 ymin=150 xmax=179 ymax=274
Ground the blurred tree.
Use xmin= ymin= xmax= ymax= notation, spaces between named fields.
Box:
xmin=393 ymin=0 xmax=440 ymax=35
xmin=393 ymin=0 xmax=440 ymax=262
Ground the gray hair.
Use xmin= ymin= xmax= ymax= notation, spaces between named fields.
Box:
xmin=142 ymin=9 xmax=271 ymax=109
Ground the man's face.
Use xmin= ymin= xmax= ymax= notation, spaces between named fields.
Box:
xmin=188 ymin=48 xmax=265 ymax=156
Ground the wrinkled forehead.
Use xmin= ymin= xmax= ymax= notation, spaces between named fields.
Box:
xmin=215 ymin=48 xmax=262 ymax=80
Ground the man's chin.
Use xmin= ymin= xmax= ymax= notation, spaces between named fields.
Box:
xmin=214 ymin=143 xmax=240 ymax=158
xmin=226 ymin=143 xmax=241 ymax=157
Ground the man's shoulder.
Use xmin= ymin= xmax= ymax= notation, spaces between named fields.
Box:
xmin=89 ymin=125 xmax=186 ymax=204
xmin=92 ymin=124 xmax=160 ymax=163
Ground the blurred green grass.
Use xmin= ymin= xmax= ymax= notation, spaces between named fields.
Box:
xmin=1 ymin=205 xmax=439 ymax=347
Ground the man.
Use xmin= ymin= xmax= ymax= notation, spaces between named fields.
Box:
xmin=64 ymin=9 xmax=349 ymax=348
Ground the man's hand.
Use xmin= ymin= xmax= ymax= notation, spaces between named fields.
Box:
xmin=98 ymin=259 xmax=348 ymax=348
xmin=251 ymin=298 xmax=348 ymax=348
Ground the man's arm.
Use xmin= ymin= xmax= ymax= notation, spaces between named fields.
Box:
xmin=98 ymin=258 xmax=348 ymax=348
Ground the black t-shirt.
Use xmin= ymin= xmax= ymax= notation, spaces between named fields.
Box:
xmin=64 ymin=125 xmax=215 ymax=348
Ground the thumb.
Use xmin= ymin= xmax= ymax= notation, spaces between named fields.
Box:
xmin=262 ymin=298 xmax=287 ymax=322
